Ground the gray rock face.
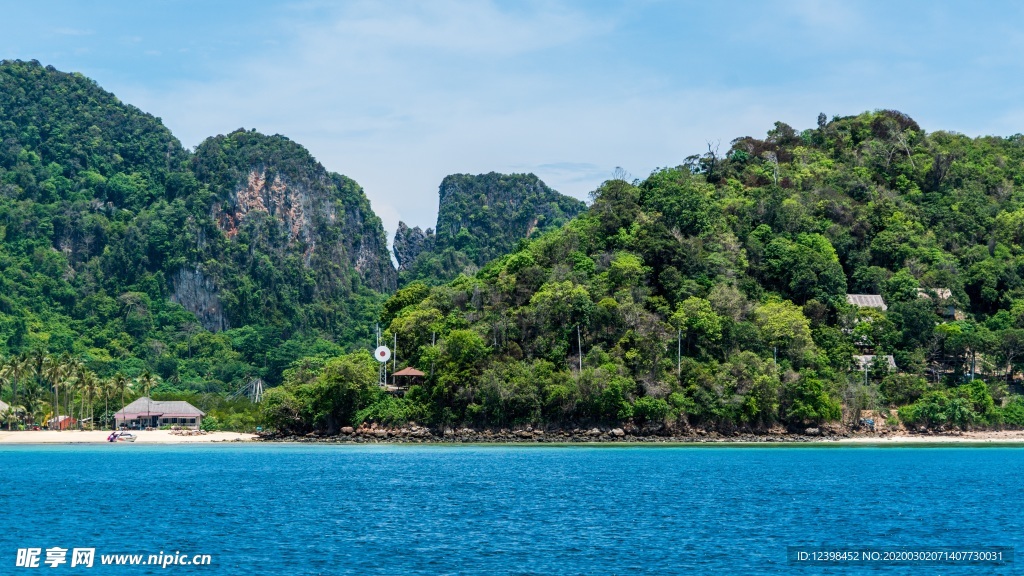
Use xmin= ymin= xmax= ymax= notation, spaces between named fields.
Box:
xmin=393 ymin=221 xmax=435 ymax=271
xmin=170 ymin=267 xmax=227 ymax=332
xmin=195 ymin=130 xmax=398 ymax=301
xmin=395 ymin=172 xmax=586 ymax=283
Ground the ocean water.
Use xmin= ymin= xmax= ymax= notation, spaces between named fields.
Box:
xmin=1 ymin=444 xmax=1022 ymax=575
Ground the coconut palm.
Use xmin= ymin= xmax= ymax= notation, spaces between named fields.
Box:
xmin=72 ymin=363 xmax=86 ymax=425
xmin=137 ymin=371 xmax=158 ymax=428
xmin=3 ymin=354 xmax=31 ymax=430
xmin=43 ymin=355 xmax=65 ymax=429
xmin=0 ymin=407 xmax=18 ymax=429
xmin=19 ymin=380 xmax=45 ymax=427
xmin=1 ymin=356 xmax=25 ymax=429
xmin=112 ymin=373 xmax=129 ymax=429
xmin=62 ymin=354 xmax=81 ymax=425
xmin=81 ymin=372 xmax=99 ymax=429
xmin=28 ymin=351 xmax=53 ymax=427
xmin=0 ymin=361 xmax=9 ymax=422
xmin=101 ymin=377 xmax=114 ymax=430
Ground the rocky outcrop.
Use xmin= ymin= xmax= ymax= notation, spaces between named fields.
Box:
xmin=212 ymin=169 xmax=310 ymax=242
xmin=332 ymin=173 xmax=397 ymax=292
xmin=396 ymin=172 xmax=587 ymax=284
xmin=259 ymin=424 xmax=852 ymax=444
xmin=433 ymin=173 xmax=586 ymax=263
xmin=170 ymin=267 xmax=227 ymax=332
xmin=393 ymin=222 xmax=434 ymax=271
xmin=194 ymin=130 xmax=397 ymax=293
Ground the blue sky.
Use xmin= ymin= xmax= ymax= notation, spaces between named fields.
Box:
xmin=4 ymin=0 xmax=1024 ymax=238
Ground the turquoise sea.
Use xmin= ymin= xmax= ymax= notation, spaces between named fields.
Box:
xmin=1 ymin=444 xmax=1022 ymax=575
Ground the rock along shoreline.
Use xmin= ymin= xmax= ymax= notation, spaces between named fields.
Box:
xmin=257 ymin=424 xmax=868 ymax=444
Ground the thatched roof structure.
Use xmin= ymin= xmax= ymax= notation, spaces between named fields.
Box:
xmin=393 ymin=367 xmax=425 ymax=377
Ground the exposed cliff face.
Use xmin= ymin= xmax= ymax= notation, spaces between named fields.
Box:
xmin=397 ymin=172 xmax=586 ymax=284
xmin=393 ymin=222 xmax=435 ymax=271
xmin=435 ymin=172 xmax=586 ymax=261
xmin=330 ymin=173 xmax=397 ymax=292
xmin=198 ymin=133 xmax=396 ymax=292
xmin=213 ymin=169 xmax=310 ymax=242
xmin=170 ymin=267 xmax=227 ymax=332
xmin=171 ymin=130 xmax=398 ymax=335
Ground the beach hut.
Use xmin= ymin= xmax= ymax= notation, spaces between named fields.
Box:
xmin=388 ymin=367 xmax=425 ymax=395
xmin=47 ymin=415 xmax=77 ymax=430
xmin=114 ymin=397 xmax=205 ymax=430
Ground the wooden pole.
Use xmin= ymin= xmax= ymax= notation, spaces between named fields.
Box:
xmin=677 ymin=329 xmax=681 ymax=376
xmin=577 ymin=324 xmax=583 ymax=374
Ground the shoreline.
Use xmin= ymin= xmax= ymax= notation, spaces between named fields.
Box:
xmin=256 ymin=427 xmax=1024 ymax=446
xmin=0 ymin=430 xmax=257 ymax=444
xmin=4 ymin=429 xmax=1024 ymax=446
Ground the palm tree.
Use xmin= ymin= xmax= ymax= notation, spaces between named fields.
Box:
xmin=138 ymin=371 xmax=158 ymax=428
xmin=44 ymin=355 xmax=66 ymax=429
xmin=0 ymin=407 xmax=19 ymax=429
xmin=72 ymin=363 xmax=87 ymax=426
xmin=4 ymin=354 xmax=31 ymax=430
xmin=82 ymin=373 xmax=99 ymax=430
xmin=113 ymin=373 xmax=129 ymax=429
xmin=30 ymin=351 xmax=54 ymax=428
xmin=0 ymin=359 xmax=10 ymax=424
xmin=62 ymin=354 xmax=81 ymax=426
xmin=101 ymin=377 xmax=114 ymax=430
xmin=20 ymin=380 xmax=44 ymax=427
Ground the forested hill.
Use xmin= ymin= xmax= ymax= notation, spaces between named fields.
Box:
xmin=394 ymin=172 xmax=586 ymax=284
xmin=0 ymin=60 xmax=392 ymax=390
xmin=273 ymin=110 xmax=1024 ymax=435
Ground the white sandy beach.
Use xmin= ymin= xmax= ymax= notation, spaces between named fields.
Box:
xmin=2 ymin=429 xmax=1024 ymax=444
xmin=0 ymin=430 xmax=256 ymax=444
xmin=836 ymin=430 xmax=1024 ymax=444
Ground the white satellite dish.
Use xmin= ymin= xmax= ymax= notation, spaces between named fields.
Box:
xmin=374 ymin=346 xmax=392 ymax=363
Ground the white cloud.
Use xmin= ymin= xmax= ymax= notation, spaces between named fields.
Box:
xmin=108 ymin=0 xmax=1024 ymax=253
xmin=52 ymin=27 xmax=95 ymax=37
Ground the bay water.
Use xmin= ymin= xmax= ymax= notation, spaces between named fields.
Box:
xmin=1 ymin=444 xmax=1021 ymax=574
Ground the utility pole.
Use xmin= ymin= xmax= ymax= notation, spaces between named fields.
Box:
xmin=430 ymin=332 xmax=436 ymax=379
xmin=677 ymin=329 xmax=681 ymax=376
xmin=577 ymin=324 xmax=583 ymax=374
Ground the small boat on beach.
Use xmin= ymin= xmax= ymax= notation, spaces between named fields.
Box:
xmin=107 ymin=432 xmax=137 ymax=442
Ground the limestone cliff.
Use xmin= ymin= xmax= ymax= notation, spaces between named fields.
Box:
xmin=184 ymin=129 xmax=396 ymax=332
xmin=397 ymin=172 xmax=586 ymax=284
xmin=170 ymin=267 xmax=227 ymax=332
xmin=393 ymin=222 xmax=435 ymax=272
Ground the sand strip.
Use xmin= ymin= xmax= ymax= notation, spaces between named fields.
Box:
xmin=0 ymin=430 xmax=256 ymax=444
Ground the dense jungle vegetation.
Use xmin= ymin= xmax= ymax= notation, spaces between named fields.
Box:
xmin=0 ymin=60 xmax=386 ymax=402
xmin=3 ymin=59 xmax=1024 ymax=434
xmin=264 ymin=111 xmax=1024 ymax=434
xmin=396 ymin=172 xmax=586 ymax=285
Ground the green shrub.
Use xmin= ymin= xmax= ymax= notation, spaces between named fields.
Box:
xmin=781 ymin=377 xmax=841 ymax=424
xmin=899 ymin=381 xmax=996 ymax=429
xmin=879 ymin=374 xmax=928 ymax=406
xmin=632 ymin=396 xmax=672 ymax=424
xmin=1000 ymin=396 xmax=1024 ymax=427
